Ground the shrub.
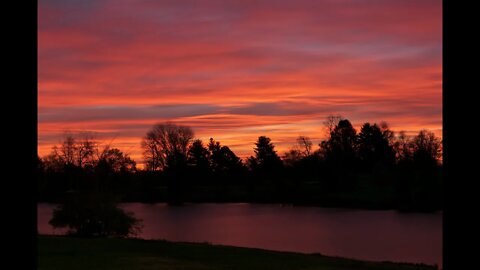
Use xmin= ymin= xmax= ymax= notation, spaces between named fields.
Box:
xmin=49 ymin=191 xmax=142 ymax=237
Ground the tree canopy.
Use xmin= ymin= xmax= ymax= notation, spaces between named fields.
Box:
xmin=249 ymin=136 xmax=283 ymax=172
xmin=141 ymin=122 xmax=194 ymax=171
xmin=39 ymin=118 xmax=443 ymax=211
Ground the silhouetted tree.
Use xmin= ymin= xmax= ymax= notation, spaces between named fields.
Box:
xmin=319 ymin=118 xmax=358 ymax=190
xmin=379 ymin=121 xmax=395 ymax=144
xmin=283 ymin=136 xmax=314 ymax=166
xmin=357 ymin=122 xmax=396 ymax=170
xmin=42 ymin=146 xmax=65 ymax=172
xmin=37 ymin=155 xmax=44 ymax=171
xmin=393 ymin=131 xmax=412 ymax=163
xmin=283 ymin=149 xmax=303 ymax=167
xmin=411 ymin=130 xmax=442 ymax=166
xmin=321 ymin=119 xmax=357 ymax=165
xmin=188 ymin=139 xmax=210 ymax=169
xmin=392 ymin=130 xmax=442 ymax=211
xmin=393 ymin=130 xmax=442 ymax=166
xmin=296 ymin=136 xmax=313 ymax=156
xmin=37 ymin=117 xmax=442 ymax=211
xmin=208 ymin=138 xmax=245 ymax=178
xmin=60 ymin=134 xmax=76 ymax=166
xmin=141 ymin=122 xmax=194 ymax=171
xmin=76 ymin=134 xmax=98 ymax=170
xmin=40 ymin=133 xmax=142 ymax=201
xmin=97 ymin=146 xmax=136 ymax=173
xmin=43 ymin=133 xmax=100 ymax=171
xmin=141 ymin=122 xmax=194 ymax=204
xmin=41 ymin=134 xmax=98 ymax=192
xmin=187 ymin=139 xmax=211 ymax=183
xmin=49 ymin=191 xmax=142 ymax=237
xmin=323 ymin=115 xmax=343 ymax=135
xmin=283 ymin=135 xmax=322 ymax=197
xmin=90 ymin=146 xmax=136 ymax=195
xmin=249 ymin=136 xmax=283 ymax=173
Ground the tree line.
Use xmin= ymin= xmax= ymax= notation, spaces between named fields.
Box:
xmin=38 ymin=116 xmax=442 ymax=211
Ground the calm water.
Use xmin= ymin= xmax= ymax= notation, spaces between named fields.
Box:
xmin=38 ymin=203 xmax=442 ymax=267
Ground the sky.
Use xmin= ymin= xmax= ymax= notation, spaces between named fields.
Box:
xmin=38 ymin=0 xmax=442 ymax=166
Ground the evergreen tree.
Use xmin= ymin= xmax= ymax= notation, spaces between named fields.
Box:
xmin=249 ymin=136 xmax=283 ymax=172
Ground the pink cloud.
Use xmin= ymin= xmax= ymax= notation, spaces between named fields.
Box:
xmin=38 ymin=0 xmax=442 ymax=165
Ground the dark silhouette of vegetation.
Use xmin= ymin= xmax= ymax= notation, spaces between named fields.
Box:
xmin=38 ymin=118 xmax=443 ymax=212
xmin=188 ymin=139 xmax=211 ymax=175
xmin=357 ymin=122 xmax=396 ymax=170
xmin=208 ymin=138 xmax=245 ymax=178
xmin=49 ymin=191 xmax=142 ymax=237
xmin=248 ymin=136 xmax=283 ymax=174
xmin=247 ymin=136 xmax=285 ymax=201
xmin=141 ymin=122 xmax=194 ymax=204
xmin=141 ymin=122 xmax=194 ymax=171
xmin=39 ymin=134 xmax=142 ymax=237
xmin=319 ymin=119 xmax=358 ymax=191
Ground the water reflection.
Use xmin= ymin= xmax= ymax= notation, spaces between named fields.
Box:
xmin=38 ymin=203 xmax=442 ymax=267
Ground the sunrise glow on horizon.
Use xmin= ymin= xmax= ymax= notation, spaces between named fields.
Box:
xmin=38 ymin=0 xmax=442 ymax=165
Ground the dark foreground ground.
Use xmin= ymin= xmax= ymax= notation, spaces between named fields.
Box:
xmin=38 ymin=236 xmax=438 ymax=270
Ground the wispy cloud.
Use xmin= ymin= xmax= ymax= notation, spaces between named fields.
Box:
xmin=38 ymin=0 xmax=442 ymax=163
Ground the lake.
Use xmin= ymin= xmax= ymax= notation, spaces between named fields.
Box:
xmin=38 ymin=203 xmax=442 ymax=267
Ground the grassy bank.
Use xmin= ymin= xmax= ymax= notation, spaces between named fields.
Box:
xmin=38 ymin=236 xmax=438 ymax=270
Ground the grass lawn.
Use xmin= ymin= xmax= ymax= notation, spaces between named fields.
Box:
xmin=38 ymin=235 xmax=438 ymax=270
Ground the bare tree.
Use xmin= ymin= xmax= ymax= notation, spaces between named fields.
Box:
xmin=76 ymin=133 xmax=98 ymax=168
xmin=43 ymin=132 xmax=100 ymax=170
xmin=283 ymin=149 xmax=303 ymax=166
xmin=60 ymin=133 xmax=77 ymax=166
xmin=323 ymin=115 xmax=343 ymax=136
xmin=98 ymin=144 xmax=136 ymax=173
xmin=379 ymin=121 xmax=395 ymax=145
xmin=411 ymin=130 xmax=442 ymax=164
xmin=141 ymin=131 xmax=163 ymax=171
xmin=43 ymin=145 xmax=66 ymax=172
xmin=296 ymin=136 xmax=313 ymax=156
xmin=393 ymin=131 xmax=412 ymax=162
xmin=141 ymin=122 xmax=194 ymax=171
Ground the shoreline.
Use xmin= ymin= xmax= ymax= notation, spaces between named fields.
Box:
xmin=37 ymin=200 xmax=443 ymax=213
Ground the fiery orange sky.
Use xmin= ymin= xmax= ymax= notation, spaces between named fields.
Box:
xmin=38 ymin=0 xmax=442 ymax=165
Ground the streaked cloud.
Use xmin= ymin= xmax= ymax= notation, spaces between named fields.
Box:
xmin=38 ymin=0 xmax=442 ymax=164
